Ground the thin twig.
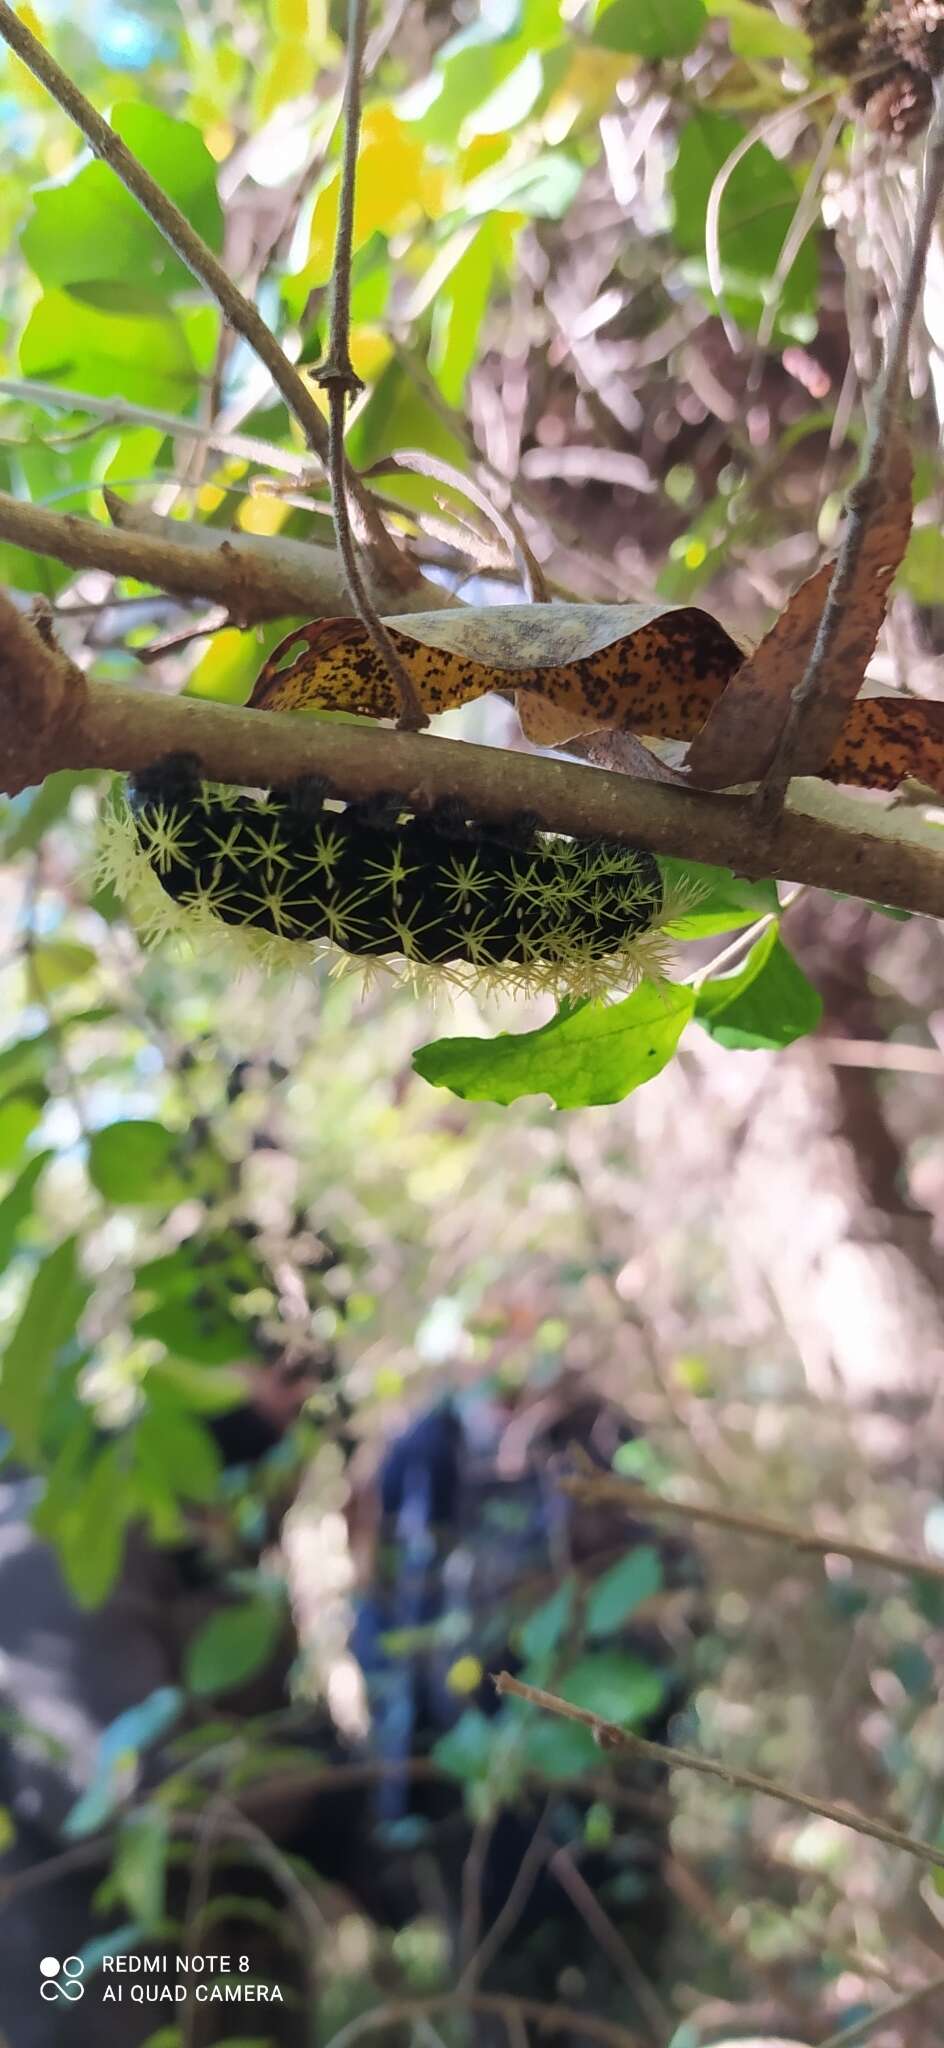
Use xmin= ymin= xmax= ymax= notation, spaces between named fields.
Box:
xmin=559 ymin=1464 xmax=944 ymax=1588
xmin=547 ymin=1847 xmax=672 ymax=2042
xmin=814 ymin=1036 xmax=944 ymax=1075
xmin=0 ymin=0 xmax=406 ymax=580
xmin=457 ymin=1801 xmax=552 ymax=1992
xmin=757 ymin=80 xmax=944 ymax=824
xmin=317 ymin=0 xmax=427 ymax=729
xmin=0 ymin=377 xmax=314 ymax=479
xmin=493 ymin=1673 xmax=944 ymax=1873
xmin=816 ymin=1968 xmax=944 ymax=2048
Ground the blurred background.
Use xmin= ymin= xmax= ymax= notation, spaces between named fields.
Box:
xmin=1 ymin=1 xmax=944 ymax=2044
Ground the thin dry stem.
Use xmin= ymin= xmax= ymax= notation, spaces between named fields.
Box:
xmin=493 ymin=1672 xmax=944 ymax=1873
xmin=559 ymin=1464 xmax=944 ymax=1588
xmin=317 ymin=0 xmax=428 ymax=728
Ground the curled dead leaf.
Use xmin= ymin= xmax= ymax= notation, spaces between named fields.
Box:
xmin=687 ymin=434 xmax=915 ymax=789
xmin=248 ymin=579 xmax=944 ymax=798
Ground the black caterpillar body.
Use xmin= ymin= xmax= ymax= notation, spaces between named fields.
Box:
xmin=116 ymin=765 xmax=667 ymax=996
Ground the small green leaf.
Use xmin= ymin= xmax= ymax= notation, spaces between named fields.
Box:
xmin=63 ymin=1689 xmax=182 ymax=1833
xmin=704 ymin=0 xmax=809 ymax=60
xmin=584 ymin=1801 xmax=614 ymax=1849
xmin=662 ymin=857 xmax=779 ymax=937
xmin=148 ymin=1358 xmax=248 ymax=1415
xmin=111 ymin=1807 xmax=169 ymax=1929
xmin=432 ymin=1706 xmax=494 ymax=1783
xmin=135 ymin=1397 xmax=222 ymax=1506
xmin=185 ymin=1595 xmax=286 ymax=1697
xmin=0 ymin=1093 xmax=43 ymax=1172
xmin=88 ymin=1120 xmax=185 ymax=1204
xmin=29 ymin=940 xmax=97 ymax=996
xmin=558 ymin=1652 xmax=668 ymax=1727
xmin=521 ymin=1714 xmax=597 ymax=1777
xmin=593 ymin=0 xmax=706 ymax=60
xmin=694 ymin=925 xmax=822 ymax=1049
xmin=518 ymin=1578 xmax=575 ymax=1662
xmin=414 ymin=983 xmax=694 ymax=1109
xmin=900 ymin=524 xmax=944 ymax=605
xmin=134 ymin=1299 xmax=249 ymax=1366
xmin=0 ymin=1237 xmax=89 ymax=1458
xmin=0 ymin=773 xmax=97 ymax=858
xmin=586 ymin=1547 xmax=664 ymax=1637
xmin=57 ymin=1445 xmax=132 ymax=1608
xmin=429 ymin=222 xmax=497 ymax=404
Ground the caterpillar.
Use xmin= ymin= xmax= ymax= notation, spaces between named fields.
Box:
xmin=99 ymin=761 xmax=671 ymax=1000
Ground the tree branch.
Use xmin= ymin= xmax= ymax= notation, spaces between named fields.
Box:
xmin=0 ymin=490 xmax=448 ymax=624
xmin=493 ymin=1673 xmax=944 ymax=1874
xmin=3 ymin=596 xmax=944 ymax=917
xmin=0 ymin=0 xmax=411 ymax=584
xmin=559 ymin=1466 xmax=944 ymax=1588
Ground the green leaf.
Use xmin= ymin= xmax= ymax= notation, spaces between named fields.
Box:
xmin=432 ymin=1706 xmax=494 ymax=1783
xmin=346 ymin=360 xmax=468 ymax=510
xmin=671 ymin=111 xmax=817 ymax=331
xmin=429 ymin=222 xmax=497 ymax=404
xmin=558 ymin=1652 xmax=668 ymax=1727
xmin=0 ymin=1093 xmax=43 ymax=1172
xmin=0 ymin=1237 xmax=89 ymax=1458
xmin=662 ymin=857 xmax=779 ymax=937
xmin=900 ymin=524 xmax=944 ymax=606
xmin=694 ymin=925 xmax=822 ymax=1049
xmin=413 ymin=983 xmax=694 ymax=1109
xmin=583 ymin=1800 xmax=614 ymax=1849
xmin=148 ymin=1357 xmax=248 ymax=1416
xmin=63 ymin=1688 xmax=182 ymax=1832
xmin=518 ymin=1577 xmax=575 ymax=1662
xmin=704 ymin=0 xmax=809 ymax=59
xmin=111 ymin=1807 xmax=169 ymax=1929
xmin=20 ymin=289 xmax=198 ymax=411
xmin=586 ymin=1546 xmax=664 ymax=1637
xmin=0 ymin=1150 xmax=51 ymax=1272
xmin=56 ymin=1444 xmax=131 ymax=1608
xmin=593 ymin=0 xmax=706 ymax=61
xmin=28 ymin=940 xmax=97 ymax=996
xmin=134 ymin=1395 xmax=222 ymax=1506
xmin=0 ymin=773 xmax=97 ymax=858
xmin=22 ymin=104 xmax=222 ymax=302
xmin=185 ymin=1596 xmax=286 ymax=1697
xmin=521 ymin=1713 xmax=598 ymax=1777
xmin=88 ymin=1120 xmax=185 ymax=1204
xmin=134 ymin=1299 xmax=250 ymax=1366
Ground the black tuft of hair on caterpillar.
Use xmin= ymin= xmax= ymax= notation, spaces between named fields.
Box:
xmin=104 ymin=758 xmax=671 ymax=1001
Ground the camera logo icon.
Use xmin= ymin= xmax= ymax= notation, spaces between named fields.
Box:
xmin=39 ymin=1955 xmax=85 ymax=2002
